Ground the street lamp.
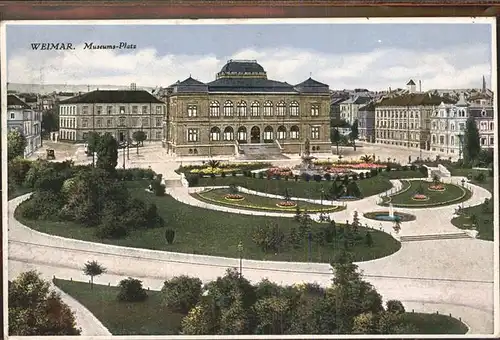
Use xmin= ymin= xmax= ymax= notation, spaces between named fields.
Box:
xmin=461 ymin=178 xmax=465 ymax=187
xmin=237 ymin=241 xmax=243 ymax=278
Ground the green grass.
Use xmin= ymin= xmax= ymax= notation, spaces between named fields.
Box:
xmin=53 ymin=279 xmax=184 ymax=335
xmin=383 ymin=181 xmax=471 ymax=208
xmin=399 ymin=312 xmax=468 ymax=334
xmin=193 ymin=188 xmax=344 ymax=213
xmin=380 ymin=170 xmax=426 ymax=180
xmin=449 ymin=168 xmax=494 ymax=193
xmin=451 ymin=200 xmax=494 ymax=241
xmin=15 ymin=180 xmax=400 ymax=263
xmin=8 ymin=184 xmax=32 ymax=200
xmin=54 ymin=279 xmax=467 ymax=335
xmin=194 ymin=175 xmax=393 ymax=199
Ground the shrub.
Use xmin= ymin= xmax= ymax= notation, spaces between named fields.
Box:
xmin=162 ymin=276 xmax=203 ymax=313
xmin=410 ymin=164 xmax=416 ymax=171
xmin=313 ymin=174 xmax=322 ymax=182
xmin=165 ymin=229 xmax=176 ymax=244
xmin=117 ymin=277 xmax=148 ymax=302
xmin=258 ymin=172 xmax=264 ymax=179
xmin=352 ymin=173 xmax=358 ymax=181
xmin=210 ymin=173 xmax=216 ymax=179
xmin=95 ymin=216 xmax=128 ymax=239
xmin=231 ymin=171 xmax=237 ymax=177
xmin=284 ymin=176 xmax=289 ymax=181
xmin=8 ymin=158 xmax=32 ymax=185
xmin=294 ymin=175 xmax=299 ymax=182
xmin=474 ymin=172 xmax=486 ymax=182
xmin=386 ymin=164 xmax=392 ymax=172
xmin=386 ymin=300 xmax=405 ymax=314
xmin=221 ymin=172 xmax=226 ymax=178
xmin=365 ymin=232 xmax=373 ymax=247
xmin=324 ymin=173 xmax=331 ymax=181
xmin=21 ymin=191 xmax=64 ymax=220
xmin=186 ymin=174 xmax=199 ymax=187
xmin=150 ymin=179 xmax=166 ymax=196
xmin=359 ymin=172 xmax=365 ymax=180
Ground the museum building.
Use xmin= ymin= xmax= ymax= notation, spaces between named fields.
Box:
xmin=160 ymin=59 xmax=332 ymax=157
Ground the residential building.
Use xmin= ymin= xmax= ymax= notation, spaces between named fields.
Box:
xmin=161 ymin=59 xmax=332 ymax=157
xmin=7 ymin=94 xmax=42 ymax=157
xmin=58 ymin=90 xmax=166 ymax=142
xmin=374 ymin=92 xmax=455 ymax=150
xmin=429 ymin=93 xmax=494 ymax=157
xmin=339 ymin=95 xmax=372 ymax=125
xmin=358 ymin=102 xmax=376 ymax=143
xmin=330 ymin=96 xmax=347 ymax=121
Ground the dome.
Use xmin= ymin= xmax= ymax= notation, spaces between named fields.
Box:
xmin=217 ymin=60 xmax=267 ymax=79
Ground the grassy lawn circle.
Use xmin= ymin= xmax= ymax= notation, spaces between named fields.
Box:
xmin=363 ymin=211 xmax=416 ymax=222
xmin=54 ymin=279 xmax=468 ymax=335
xmin=383 ymin=180 xmax=471 ymax=208
xmin=15 ymin=180 xmax=400 ymax=263
xmin=194 ymin=188 xmax=343 ymax=213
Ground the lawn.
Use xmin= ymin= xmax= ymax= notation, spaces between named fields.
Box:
xmin=8 ymin=184 xmax=32 ymax=200
xmin=53 ymin=279 xmax=184 ymax=335
xmin=15 ymin=180 xmax=400 ymax=263
xmin=380 ymin=169 xmax=426 ymax=180
xmin=193 ymin=188 xmax=345 ymax=213
xmin=193 ymin=175 xmax=393 ymax=199
xmin=451 ymin=200 xmax=494 ymax=241
xmin=383 ymin=180 xmax=471 ymax=208
xmin=449 ymin=168 xmax=494 ymax=192
xmin=54 ymin=279 xmax=467 ymax=335
xmin=399 ymin=312 xmax=468 ymax=334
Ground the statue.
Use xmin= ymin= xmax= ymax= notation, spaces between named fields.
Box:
xmin=304 ymin=138 xmax=310 ymax=157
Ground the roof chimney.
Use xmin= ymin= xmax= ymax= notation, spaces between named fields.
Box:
xmin=419 ymin=80 xmax=422 ymax=93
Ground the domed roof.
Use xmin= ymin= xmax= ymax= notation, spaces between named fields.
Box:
xmin=220 ymin=59 xmax=265 ymax=74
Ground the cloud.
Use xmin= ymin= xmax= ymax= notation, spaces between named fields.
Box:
xmin=7 ymin=42 xmax=491 ymax=91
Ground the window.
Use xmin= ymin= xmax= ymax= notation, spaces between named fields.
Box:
xmin=311 ymin=104 xmax=320 ymax=116
xmin=450 ymin=136 xmax=455 ymax=146
xmin=82 ymin=106 xmax=89 ymax=115
xmin=187 ymin=128 xmax=199 ymax=142
xmin=237 ymin=101 xmax=247 ymax=117
xmin=237 ymin=126 xmax=247 ymax=141
xmin=10 ymin=113 xmax=14 ymax=119
xmin=277 ymin=126 xmax=286 ymax=139
xmin=277 ymin=101 xmax=286 ymax=116
xmin=290 ymin=125 xmax=299 ymax=139
xmin=132 ymin=106 xmax=138 ymax=114
xmin=107 ymin=106 xmax=113 ymax=114
xmin=155 ymin=117 xmax=162 ymax=126
xmin=82 ymin=132 xmax=89 ymax=140
xmin=263 ymin=101 xmax=273 ymax=116
xmin=106 ymin=118 xmax=112 ymax=127
xmin=156 ymin=106 xmax=162 ymax=114
xmin=130 ymin=117 xmax=138 ymax=126
xmin=439 ymin=135 xmax=444 ymax=144
xmin=96 ymin=118 xmax=102 ymax=128
xmin=156 ymin=130 xmax=162 ymax=140
xmin=451 ymin=123 xmax=455 ymax=131
xmin=82 ymin=119 xmax=88 ymax=128
xmin=490 ymin=122 xmax=494 ymax=130
xmin=119 ymin=117 xmax=126 ymax=126
xmin=481 ymin=138 xmax=486 ymax=145
xmin=96 ymin=106 xmax=102 ymax=115
xmin=311 ymin=126 xmax=320 ymax=139
xmin=119 ymin=106 xmax=126 ymax=114
xmin=223 ymin=101 xmax=234 ymax=117
xmin=250 ymin=101 xmax=260 ymax=117
xmin=263 ymin=126 xmax=274 ymax=141
xmin=290 ymin=101 xmax=299 ymax=116
xmin=143 ymin=118 xmax=149 ymax=127
xmin=210 ymin=101 xmax=220 ymax=117
xmin=490 ymin=137 xmax=494 ymax=145
xmin=142 ymin=106 xmax=148 ymax=114
xmin=223 ymin=126 xmax=234 ymax=141
xmin=187 ymin=104 xmax=197 ymax=117
xmin=210 ymin=127 xmax=220 ymax=141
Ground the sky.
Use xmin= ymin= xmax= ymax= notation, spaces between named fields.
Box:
xmin=5 ymin=22 xmax=493 ymax=91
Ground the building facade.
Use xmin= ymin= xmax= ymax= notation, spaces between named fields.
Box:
xmin=358 ymin=103 xmax=375 ymax=143
xmin=374 ymin=92 xmax=455 ymax=150
xmin=339 ymin=95 xmax=372 ymax=125
xmin=58 ymin=90 xmax=166 ymax=142
xmin=7 ymin=95 xmax=42 ymax=157
xmin=429 ymin=94 xmax=494 ymax=157
xmin=161 ymin=60 xmax=332 ymax=156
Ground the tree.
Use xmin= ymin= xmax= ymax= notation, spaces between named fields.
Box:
xmin=117 ymin=277 xmax=148 ymax=302
xmin=86 ymin=131 xmax=101 ymax=167
xmin=96 ymin=132 xmax=119 ymax=171
xmin=8 ymin=271 xmax=81 ymax=336
xmin=365 ymin=232 xmax=373 ymax=247
xmin=463 ymin=116 xmax=481 ymax=164
xmin=165 ymin=229 xmax=176 ymax=244
xmin=132 ymin=130 xmax=147 ymax=154
xmin=386 ymin=300 xmax=405 ymax=314
xmin=253 ymin=296 xmax=291 ymax=334
xmin=162 ymin=275 xmax=203 ymax=314
xmin=353 ymin=312 xmax=379 ymax=334
xmin=352 ymin=210 xmax=361 ymax=233
xmin=83 ymin=260 xmax=106 ymax=289
xmin=350 ymin=119 xmax=359 ymax=151
xmin=360 ymin=154 xmax=373 ymax=163
xmin=219 ymin=294 xmax=251 ymax=335
xmin=331 ymin=127 xmax=341 ymax=155
xmin=8 ymin=130 xmax=27 ymax=160
xmin=181 ymin=298 xmax=220 ymax=335
xmin=41 ymin=107 xmax=59 ymax=136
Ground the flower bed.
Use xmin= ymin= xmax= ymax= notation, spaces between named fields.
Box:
xmin=267 ymin=167 xmax=293 ymax=177
xmin=428 ymin=184 xmax=446 ymax=192
xmin=224 ymin=194 xmax=245 ymax=201
xmin=276 ymin=201 xmax=297 ymax=208
xmin=323 ymin=167 xmax=354 ymax=174
xmin=412 ymin=194 xmax=430 ymax=201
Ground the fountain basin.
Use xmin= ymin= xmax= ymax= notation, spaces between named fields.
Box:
xmin=363 ymin=211 xmax=416 ymax=222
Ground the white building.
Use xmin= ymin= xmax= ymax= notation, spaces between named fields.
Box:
xmin=7 ymin=95 xmax=42 ymax=157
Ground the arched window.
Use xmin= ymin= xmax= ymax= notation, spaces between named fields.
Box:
xmin=432 ymin=135 xmax=436 ymax=144
xmin=250 ymin=101 xmax=260 ymax=117
xmin=450 ymin=136 xmax=455 ymax=146
xmin=210 ymin=126 xmax=220 ymax=141
xmin=432 ymin=122 xmax=437 ymax=130
xmin=490 ymin=122 xmax=494 ymax=130
xmin=237 ymin=101 xmax=247 ymax=117
xmin=410 ymin=123 xmax=414 ymax=129
xmin=263 ymin=101 xmax=273 ymax=116
xmin=290 ymin=125 xmax=299 ymax=139
xmin=237 ymin=126 xmax=247 ymax=142
xmin=277 ymin=101 xmax=286 ymax=116
xmin=223 ymin=126 xmax=234 ymax=141
xmin=263 ymin=126 xmax=274 ymax=141
xmin=450 ymin=123 xmax=455 ymax=131
xmin=290 ymin=101 xmax=299 ymax=116
xmin=210 ymin=101 xmax=220 ymax=117
xmin=395 ymin=122 xmax=399 ymax=129
xmin=277 ymin=126 xmax=286 ymax=139
xmin=223 ymin=100 xmax=234 ymax=117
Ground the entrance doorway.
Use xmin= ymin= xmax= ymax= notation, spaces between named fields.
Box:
xmin=118 ymin=131 xmax=125 ymax=143
xmin=250 ymin=126 xmax=260 ymax=143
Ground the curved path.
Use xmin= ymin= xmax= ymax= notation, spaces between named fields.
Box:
xmin=7 ymin=176 xmax=495 ymax=335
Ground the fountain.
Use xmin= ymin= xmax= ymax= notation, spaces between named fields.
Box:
xmin=298 ymin=138 xmax=318 ymax=175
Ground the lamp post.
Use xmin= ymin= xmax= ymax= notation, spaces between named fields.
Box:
xmin=237 ymin=241 xmax=243 ymax=278
xmin=461 ymin=178 xmax=465 ymax=187
xmin=122 ymin=144 xmax=126 ymax=169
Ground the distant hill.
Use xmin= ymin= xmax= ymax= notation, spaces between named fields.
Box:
xmin=7 ymin=83 xmax=156 ymax=95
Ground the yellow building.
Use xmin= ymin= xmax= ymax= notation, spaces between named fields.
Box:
xmin=162 ymin=60 xmax=332 ymax=157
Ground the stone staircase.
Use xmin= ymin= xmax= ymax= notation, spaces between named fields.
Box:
xmin=238 ymin=143 xmax=289 ymax=160
xmin=400 ymin=232 xmax=471 ymax=242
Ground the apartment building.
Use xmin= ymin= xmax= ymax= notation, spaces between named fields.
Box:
xmin=7 ymin=94 xmax=42 ymax=157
